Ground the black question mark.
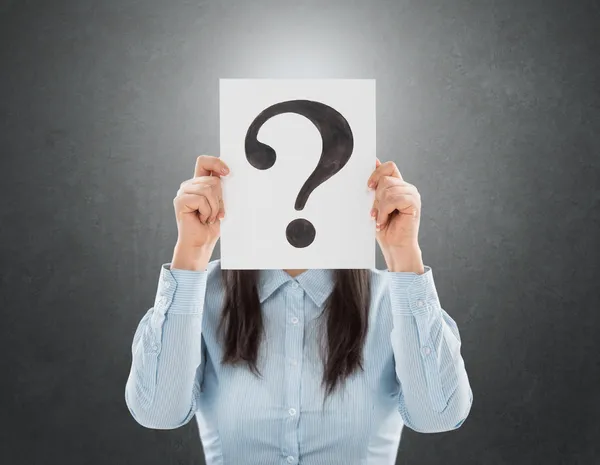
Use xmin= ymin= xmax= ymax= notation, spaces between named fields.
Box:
xmin=245 ymin=100 xmax=354 ymax=248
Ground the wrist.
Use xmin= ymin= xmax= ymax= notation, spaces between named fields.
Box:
xmin=383 ymin=244 xmax=425 ymax=274
xmin=171 ymin=242 xmax=213 ymax=271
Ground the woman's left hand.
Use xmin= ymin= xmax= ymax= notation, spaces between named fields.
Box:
xmin=367 ymin=158 xmax=421 ymax=252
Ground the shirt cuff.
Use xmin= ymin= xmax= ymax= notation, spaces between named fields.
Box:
xmin=387 ymin=266 xmax=442 ymax=317
xmin=152 ymin=263 xmax=208 ymax=317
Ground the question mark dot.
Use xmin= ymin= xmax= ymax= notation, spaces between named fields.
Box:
xmin=286 ymin=219 xmax=316 ymax=248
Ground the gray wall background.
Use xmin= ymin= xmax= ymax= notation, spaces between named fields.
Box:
xmin=1 ymin=0 xmax=598 ymax=464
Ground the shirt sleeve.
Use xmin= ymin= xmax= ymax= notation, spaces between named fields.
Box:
xmin=124 ymin=263 xmax=208 ymax=429
xmin=387 ymin=266 xmax=473 ymax=433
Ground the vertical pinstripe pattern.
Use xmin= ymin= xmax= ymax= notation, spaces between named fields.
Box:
xmin=125 ymin=260 xmax=473 ymax=465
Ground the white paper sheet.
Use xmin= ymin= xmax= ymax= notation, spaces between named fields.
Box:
xmin=219 ymin=79 xmax=376 ymax=270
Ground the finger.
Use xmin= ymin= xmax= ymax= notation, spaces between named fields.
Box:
xmin=367 ymin=158 xmax=383 ymax=187
xmin=198 ymin=177 xmax=224 ymax=223
xmin=194 ymin=155 xmax=230 ymax=178
xmin=189 ymin=175 xmax=223 ymax=198
xmin=376 ymin=192 xmax=419 ymax=228
xmin=367 ymin=160 xmax=403 ymax=188
xmin=174 ymin=193 xmax=212 ymax=224
xmin=370 ymin=198 xmax=378 ymax=220
xmin=370 ymin=188 xmax=382 ymax=219
xmin=184 ymin=176 xmax=224 ymax=223
xmin=217 ymin=197 xmax=225 ymax=221
xmin=369 ymin=159 xmax=382 ymax=219
xmin=374 ymin=179 xmax=415 ymax=204
xmin=180 ymin=182 xmax=221 ymax=224
xmin=374 ymin=179 xmax=416 ymax=226
xmin=372 ymin=177 xmax=419 ymax=227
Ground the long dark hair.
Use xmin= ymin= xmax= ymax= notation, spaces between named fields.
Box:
xmin=217 ymin=269 xmax=371 ymax=402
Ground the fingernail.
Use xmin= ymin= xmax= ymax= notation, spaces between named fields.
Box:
xmin=368 ymin=181 xmax=374 ymax=189
xmin=221 ymin=167 xmax=229 ymax=175
xmin=370 ymin=209 xmax=376 ymax=217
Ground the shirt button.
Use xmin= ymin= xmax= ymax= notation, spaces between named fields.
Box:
xmin=289 ymin=408 xmax=296 ymax=416
xmin=286 ymin=456 xmax=294 ymax=463
xmin=416 ymin=299 xmax=425 ymax=308
xmin=291 ymin=317 xmax=299 ymax=324
xmin=151 ymin=343 xmax=159 ymax=352
xmin=421 ymin=346 xmax=431 ymax=356
xmin=163 ymin=280 xmax=171 ymax=290
xmin=291 ymin=281 xmax=299 ymax=289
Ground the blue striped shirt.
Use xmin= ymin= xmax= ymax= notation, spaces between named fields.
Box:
xmin=125 ymin=260 xmax=473 ymax=465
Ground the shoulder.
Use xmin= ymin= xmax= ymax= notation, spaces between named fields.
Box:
xmin=367 ymin=268 xmax=392 ymax=303
xmin=367 ymin=268 xmax=390 ymax=288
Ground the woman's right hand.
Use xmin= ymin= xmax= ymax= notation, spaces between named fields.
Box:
xmin=173 ymin=155 xmax=229 ymax=254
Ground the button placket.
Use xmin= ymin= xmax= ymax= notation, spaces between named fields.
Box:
xmin=282 ymin=284 xmax=302 ymax=462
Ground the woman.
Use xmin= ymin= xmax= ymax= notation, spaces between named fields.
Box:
xmin=125 ymin=155 xmax=473 ymax=465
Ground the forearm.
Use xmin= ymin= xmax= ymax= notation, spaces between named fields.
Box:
xmin=125 ymin=310 xmax=203 ymax=429
xmin=125 ymin=260 xmax=209 ymax=429
xmin=391 ymin=310 xmax=472 ymax=432
xmin=387 ymin=267 xmax=473 ymax=433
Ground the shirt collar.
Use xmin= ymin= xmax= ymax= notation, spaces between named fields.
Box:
xmin=257 ymin=269 xmax=336 ymax=307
